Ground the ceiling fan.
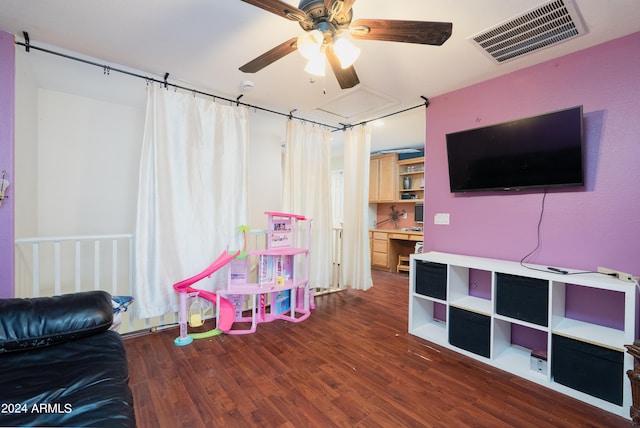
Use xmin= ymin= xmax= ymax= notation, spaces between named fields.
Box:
xmin=239 ymin=0 xmax=453 ymax=89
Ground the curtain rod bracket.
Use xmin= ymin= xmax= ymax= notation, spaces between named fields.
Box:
xmin=22 ymin=31 xmax=30 ymax=52
xmin=236 ymin=94 xmax=243 ymax=106
xmin=420 ymin=96 xmax=430 ymax=108
xmin=289 ymin=109 xmax=297 ymax=120
xmin=163 ymin=72 xmax=169 ymax=89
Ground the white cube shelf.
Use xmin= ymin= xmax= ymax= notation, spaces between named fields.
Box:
xmin=408 ymin=251 xmax=636 ymax=419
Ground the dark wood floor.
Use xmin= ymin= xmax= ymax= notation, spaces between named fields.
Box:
xmin=124 ymin=270 xmax=629 ymax=427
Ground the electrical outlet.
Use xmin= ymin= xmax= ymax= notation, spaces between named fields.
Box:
xmin=598 ymin=267 xmax=639 ymax=283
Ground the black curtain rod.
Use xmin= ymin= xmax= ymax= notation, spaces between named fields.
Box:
xmin=339 ymin=101 xmax=428 ymax=131
xmin=15 ymin=36 xmax=428 ymax=132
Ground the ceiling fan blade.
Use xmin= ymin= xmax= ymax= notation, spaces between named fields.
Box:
xmin=326 ymin=44 xmax=359 ymax=89
xmin=351 ymin=19 xmax=452 ymax=46
xmin=241 ymin=0 xmax=307 ymax=21
xmin=239 ymin=37 xmax=298 ymax=73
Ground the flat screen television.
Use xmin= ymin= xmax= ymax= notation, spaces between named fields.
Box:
xmin=446 ymin=106 xmax=584 ymax=193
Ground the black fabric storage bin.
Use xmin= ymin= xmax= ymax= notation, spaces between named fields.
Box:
xmin=449 ymin=307 xmax=490 ymax=358
xmin=415 ymin=261 xmax=447 ymax=300
xmin=552 ymin=334 xmax=623 ymax=405
xmin=496 ymin=273 xmax=548 ymax=326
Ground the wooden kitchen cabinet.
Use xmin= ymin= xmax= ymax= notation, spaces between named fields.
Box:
xmin=369 ymin=154 xmax=397 ymax=203
xmin=371 ymin=231 xmax=389 ymax=268
xmin=370 ymin=229 xmax=423 ymax=271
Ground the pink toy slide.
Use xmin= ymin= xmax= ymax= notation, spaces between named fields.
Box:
xmin=173 ymin=250 xmax=239 ymax=345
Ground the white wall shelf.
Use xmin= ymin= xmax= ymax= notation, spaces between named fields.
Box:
xmin=409 ymin=251 xmax=636 ymax=419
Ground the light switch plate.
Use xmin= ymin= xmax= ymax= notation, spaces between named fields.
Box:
xmin=434 ymin=213 xmax=450 ymax=225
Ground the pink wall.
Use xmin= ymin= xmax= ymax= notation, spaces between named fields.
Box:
xmin=423 ymin=32 xmax=640 ymax=275
xmin=0 ymin=30 xmax=15 ymax=297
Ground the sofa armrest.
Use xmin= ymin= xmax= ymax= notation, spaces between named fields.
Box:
xmin=0 ymin=291 xmax=113 ymax=353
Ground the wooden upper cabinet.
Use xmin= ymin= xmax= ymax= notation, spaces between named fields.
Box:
xmin=369 ymin=153 xmax=397 ymax=203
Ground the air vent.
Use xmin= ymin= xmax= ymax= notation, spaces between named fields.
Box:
xmin=469 ymin=0 xmax=587 ymax=64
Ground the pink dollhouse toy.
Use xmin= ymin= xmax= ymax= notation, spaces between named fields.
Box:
xmin=218 ymin=211 xmax=313 ymax=334
xmin=173 ymin=212 xmax=313 ymax=345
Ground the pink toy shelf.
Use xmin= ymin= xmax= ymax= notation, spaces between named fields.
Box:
xmin=217 ymin=211 xmax=313 ymax=334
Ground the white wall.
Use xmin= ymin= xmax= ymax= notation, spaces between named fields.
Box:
xmin=14 ymin=45 xmax=285 ymax=239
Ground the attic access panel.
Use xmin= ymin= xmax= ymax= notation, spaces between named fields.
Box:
xmin=315 ymin=87 xmax=397 ymax=121
xmin=469 ymin=0 xmax=587 ymax=64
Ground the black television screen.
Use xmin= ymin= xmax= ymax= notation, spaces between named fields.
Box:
xmin=446 ymin=106 xmax=584 ymax=193
xmin=414 ymin=203 xmax=424 ymax=223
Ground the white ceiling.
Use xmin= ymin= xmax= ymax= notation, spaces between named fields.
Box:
xmin=1 ymin=0 xmax=639 ymax=153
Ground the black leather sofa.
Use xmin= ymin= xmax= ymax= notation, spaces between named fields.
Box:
xmin=0 ymin=291 xmax=136 ymax=427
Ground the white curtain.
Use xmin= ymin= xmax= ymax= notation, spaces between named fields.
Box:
xmin=342 ymin=125 xmax=373 ymax=290
xmin=282 ymin=120 xmax=332 ymax=289
xmin=135 ymin=85 xmax=248 ymax=319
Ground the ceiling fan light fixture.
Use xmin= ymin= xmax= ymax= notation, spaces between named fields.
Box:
xmin=304 ymin=52 xmax=326 ymax=76
xmin=333 ymin=36 xmax=361 ymax=69
xmin=239 ymin=0 xmax=452 ymax=90
xmin=297 ymin=29 xmax=324 ymax=60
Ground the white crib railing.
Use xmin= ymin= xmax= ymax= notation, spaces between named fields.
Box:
xmin=14 ymin=234 xmax=142 ymax=333
xmin=316 ymin=226 xmax=344 ymax=295
xmin=15 ymin=234 xmax=133 ymax=295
